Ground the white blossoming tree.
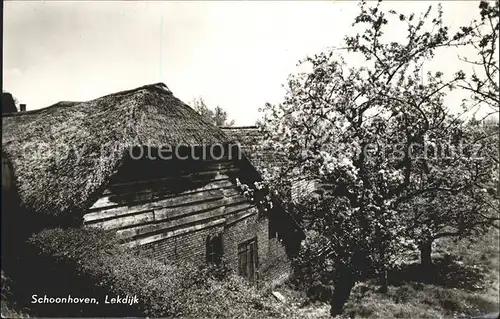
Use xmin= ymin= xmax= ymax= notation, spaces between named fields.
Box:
xmin=257 ymin=1 xmax=499 ymax=316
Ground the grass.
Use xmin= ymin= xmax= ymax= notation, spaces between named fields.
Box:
xmin=341 ymin=229 xmax=500 ymax=318
xmin=435 ymin=230 xmax=500 ymax=305
xmin=272 ymin=229 xmax=500 ymax=319
xmin=340 ymin=281 xmax=498 ymax=319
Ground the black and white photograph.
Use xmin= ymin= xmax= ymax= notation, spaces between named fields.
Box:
xmin=1 ymin=1 xmax=499 ymax=318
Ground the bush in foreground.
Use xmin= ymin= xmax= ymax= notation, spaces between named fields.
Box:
xmin=1 ymin=270 xmax=31 ymax=318
xmin=18 ymin=227 xmax=284 ymax=318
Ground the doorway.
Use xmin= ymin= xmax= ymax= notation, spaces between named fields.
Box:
xmin=238 ymin=237 xmax=258 ymax=282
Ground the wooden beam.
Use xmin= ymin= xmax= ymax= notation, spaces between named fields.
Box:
xmin=102 ymin=175 xmax=232 ymax=196
xmin=224 ymin=202 xmax=256 ymax=214
xmin=116 ymin=206 xmax=226 ymax=240
xmin=153 ymin=194 xmax=246 ymax=222
xmin=84 ymin=189 xmax=227 ymax=223
xmin=89 ymin=180 xmax=237 ymax=212
xmin=87 ymin=210 xmax=155 ymax=230
xmin=121 ymin=218 xmax=226 ymax=248
xmin=94 ymin=179 xmax=236 ymax=211
xmin=115 ymin=202 xmax=255 ymax=240
xmin=92 ymin=184 xmax=234 ymax=210
xmin=108 ymin=167 xmax=239 ymax=188
xmin=225 ymin=207 xmax=259 ymax=226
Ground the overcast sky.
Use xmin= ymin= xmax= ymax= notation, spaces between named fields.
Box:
xmin=3 ymin=1 xmax=490 ymax=125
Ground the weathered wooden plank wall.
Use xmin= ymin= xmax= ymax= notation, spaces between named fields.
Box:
xmin=83 ymin=151 xmax=257 ymax=249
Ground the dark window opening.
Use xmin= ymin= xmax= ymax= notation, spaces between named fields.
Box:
xmin=238 ymin=237 xmax=258 ymax=282
xmin=206 ymin=234 xmax=223 ymax=265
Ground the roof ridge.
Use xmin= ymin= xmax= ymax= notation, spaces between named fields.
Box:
xmin=96 ymin=82 xmax=172 ymax=101
xmin=2 ymin=83 xmax=173 ymax=119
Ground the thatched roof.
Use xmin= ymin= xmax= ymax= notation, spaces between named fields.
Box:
xmin=221 ymin=126 xmax=286 ymax=175
xmin=2 ymin=83 xmax=229 ymax=219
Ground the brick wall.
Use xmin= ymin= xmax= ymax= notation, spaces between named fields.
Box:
xmin=138 ymin=225 xmax=223 ymax=264
xmin=222 ymin=211 xmax=291 ymax=287
xmin=138 ymin=210 xmax=292 ymax=287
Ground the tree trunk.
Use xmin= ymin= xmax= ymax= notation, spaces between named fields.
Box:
xmin=330 ymin=267 xmax=356 ymax=317
xmin=420 ymin=240 xmax=433 ymax=267
xmin=379 ymin=269 xmax=388 ymax=293
xmin=378 ymin=244 xmax=388 ymax=293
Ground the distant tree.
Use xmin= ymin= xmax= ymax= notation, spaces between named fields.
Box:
xmin=192 ymin=97 xmax=214 ymax=122
xmin=213 ymin=106 xmax=235 ymax=127
xmin=191 ymin=97 xmax=234 ymax=127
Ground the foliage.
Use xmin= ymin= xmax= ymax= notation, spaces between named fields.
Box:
xmin=258 ymin=0 xmax=499 ymax=314
xmin=2 ymin=91 xmax=19 ymax=106
xmin=291 ymin=229 xmax=337 ymax=303
xmin=292 ymin=230 xmax=336 ymax=288
xmin=235 ymin=178 xmax=274 ymax=213
xmin=24 ymin=227 xmax=285 ymax=318
xmin=1 ymin=270 xmax=31 ymax=318
xmin=274 ymin=229 xmax=499 ymax=318
xmin=388 ymin=255 xmax=486 ymax=290
xmin=457 ymin=0 xmax=499 ymax=116
xmin=191 ymin=96 xmax=235 ymax=127
xmin=181 ymin=275 xmax=285 ymax=318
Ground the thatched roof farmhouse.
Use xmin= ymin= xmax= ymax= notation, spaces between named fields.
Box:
xmin=2 ymin=83 xmax=302 ymax=285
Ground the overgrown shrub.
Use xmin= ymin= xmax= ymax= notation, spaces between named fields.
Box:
xmin=1 ymin=270 xmax=31 ymax=318
xmin=20 ymin=227 xmax=283 ymax=317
